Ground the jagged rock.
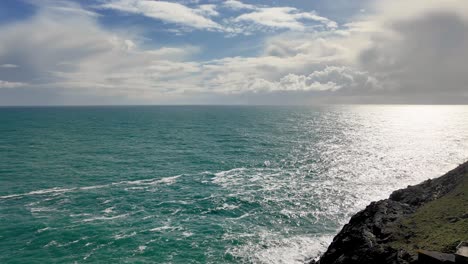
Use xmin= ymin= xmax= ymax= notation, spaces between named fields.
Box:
xmin=310 ymin=161 xmax=468 ymax=264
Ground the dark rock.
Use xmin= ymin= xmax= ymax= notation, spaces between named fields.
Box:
xmin=309 ymin=161 xmax=468 ymax=264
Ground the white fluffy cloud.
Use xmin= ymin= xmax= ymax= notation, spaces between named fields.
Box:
xmin=99 ymin=0 xmax=336 ymax=34
xmin=99 ymin=0 xmax=222 ymax=30
xmin=223 ymin=0 xmax=256 ymax=11
xmin=0 ymin=4 xmax=204 ymax=103
xmin=195 ymin=4 xmax=219 ymax=17
xmin=234 ymin=7 xmax=337 ymax=31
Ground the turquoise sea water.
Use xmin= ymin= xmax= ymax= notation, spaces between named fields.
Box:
xmin=1 ymin=105 xmax=467 ymax=263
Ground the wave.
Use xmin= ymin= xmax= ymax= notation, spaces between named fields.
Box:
xmin=227 ymin=234 xmax=333 ymax=264
xmin=0 ymin=175 xmax=182 ymax=200
xmin=149 ymin=225 xmax=181 ymax=232
xmin=113 ymin=231 xmax=137 ymax=240
xmin=215 ymin=203 xmax=239 ymax=211
xmin=0 ymin=187 xmax=74 ymax=199
xmin=82 ymin=213 xmax=129 ymax=222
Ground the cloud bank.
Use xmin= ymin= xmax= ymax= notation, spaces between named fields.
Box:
xmin=0 ymin=0 xmax=467 ymax=105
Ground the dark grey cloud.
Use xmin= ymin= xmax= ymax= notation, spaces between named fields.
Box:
xmin=358 ymin=12 xmax=468 ymax=102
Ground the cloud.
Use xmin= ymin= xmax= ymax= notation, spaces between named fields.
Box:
xmin=233 ymin=7 xmax=337 ymax=31
xmin=345 ymin=0 xmax=468 ymax=102
xmin=195 ymin=4 xmax=219 ymax=17
xmin=0 ymin=2 xmax=204 ymax=103
xmin=99 ymin=0 xmax=221 ymax=30
xmin=277 ymin=67 xmax=380 ymax=93
xmin=1 ymin=0 xmax=468 ymax=104
xmin=99 ymin=0 xmax=337 ymax=35
xmin=0 ymin=80 xmax=27 ymax=88
xmin=207 ymin=0 xmax=468 ymax=102
xmin=0 ymin=2 xmax=351 ymax=103
xmin=0 ymin=64 xmax=18 ymax=68
xmin=223 ymin=0 xmax=256 ymax=11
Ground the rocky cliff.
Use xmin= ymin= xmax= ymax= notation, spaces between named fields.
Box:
xmin=310 ymin=161 xmax=468 ymax=264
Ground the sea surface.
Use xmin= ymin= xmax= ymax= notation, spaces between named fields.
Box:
xmin=0 ymin=105 xmax=467 ymax=264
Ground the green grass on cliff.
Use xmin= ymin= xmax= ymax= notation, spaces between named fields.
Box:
xmin=390 ymin=172 xmax=468 ymax=253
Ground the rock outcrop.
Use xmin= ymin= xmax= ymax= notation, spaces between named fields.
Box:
xmin=310 ymin=161 xmax=468 ymax=264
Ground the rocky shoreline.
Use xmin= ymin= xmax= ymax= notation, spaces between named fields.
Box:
xmin=310 ymin=161 xmax=468 ymax=264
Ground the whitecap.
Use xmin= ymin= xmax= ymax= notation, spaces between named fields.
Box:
xmin=0 ymin=175 xmax=182 ymax=200
xmin=171 ymin=209 xmax=182 ymax=215
xmin=137 ymin=245 xmax=147 ymax=252
xmin=149 ymin=225 xmax=181 ymax=232
xmin=229 ymin=213 xmax=250 ymax=220
xmin=30 ymin=207 xmax=58 ymax=213
xmin=227 ymin=234 xmax=333 ymax=264
xmin=149 ymin=226 xmax=173 ymax=232
xmin=82 ymin=214 xmax=128 ymax=222
xmin=70 ymin=213 xmax=92 ymax=217
xmin=114 ymin=232 xmax=136 ymax=240
xmin=182 ymin=232 xmax=193 ymax=237
xmin=103 ymin=207 xmax=114 ymax=214
xmin=36 ymin=227 xmax=52 ymax=233
xmin=216 ymin=203 xmax=239 ymax=211
xmin=213 ymin=167 xmax=246 ymax=178
xmin=120 ymin=175 xmax=181 ymax=186
xmin=0 ymin=187 xmax=74 ymax=200
xmin=44 ymin=240 xmax=59 ymax=248
xmin=79 ymin=184 xmax=111 ymax=190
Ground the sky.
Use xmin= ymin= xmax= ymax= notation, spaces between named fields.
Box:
xmin=0 ymin=0 xmax=467 ymax=105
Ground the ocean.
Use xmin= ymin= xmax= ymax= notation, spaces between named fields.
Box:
xmin=0 ymin=105 xmax=467 ymax=263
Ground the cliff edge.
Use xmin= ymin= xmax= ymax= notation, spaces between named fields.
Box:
xmin=310 ymin=161 xmax=468 ymax=264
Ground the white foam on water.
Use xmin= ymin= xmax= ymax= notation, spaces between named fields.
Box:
xmin=149 ymin=224 xmax=182 ymax=232
xmin=137 ymin=245 xmax=147 ymax=252
xmin=82 ymin=213 xmax=129 ymax=222
xmin=83 ymin=243 xmax=109 ymax=260
xmin=150 ymin=226 xmax=173 ymax=232
xmin=216 ymin=203 xmax=239 ymax=211
xmin=114 ymin=231 xmax=136 ymax=240
xmin=0 ymin=187 xmax=74 ymax=200
xmin=171 ymin=209 xmax=182 ymax=215
xmin=157 ymin=175 xmax=181 ymax=185
xmin=228 ymin=234 xmax=333 ymax=264
xmin=36 ymin=227 xmax=52 ymax=233
xmin=102 ymin=207 xmax=114 ymax=214
xmin=119 ymin=175 xmax=181 ymax=186
xmin=233 ymin=213 xmax=250 ymax=220
xmin=79 ymin=184 xmax=110 ymax=190
xmin=0 ymin=175 xmax=182 ymax=200
xmin=102 ymin=199 xmax=112 ymax=204
xmin=182 ymin=231 xmax=193 ymax=237
xmin=44 ymin=240 xmax=59 ymax=248
xmin=124 ymin=187 xmax=146 ymax=191
xmin=70 ymin=213 xmax=92 ymax=217
xmin=56 ymin=238 xmax=86 ymax=248
xmin=213 ymin=167 xmax=247 ymax=180
xmin=30 ymin=207 xmax=58 ymax=213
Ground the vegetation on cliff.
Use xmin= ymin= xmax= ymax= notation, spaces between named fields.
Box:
xmin=311 ymin=161 xmax=468 ymax=264
xmin=390 ymin=171 xmax=468 ymax=254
